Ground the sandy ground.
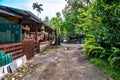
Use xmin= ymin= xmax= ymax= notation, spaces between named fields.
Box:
xmin=24 ymin=44 xmax=111 ymax=80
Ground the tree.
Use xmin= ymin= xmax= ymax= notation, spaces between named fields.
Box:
xmin=33 ymin=2 xmax=43 ymax=17
xmin=63 ymin=0 xmax=91 ymax=12
xmin=50 ymin=12 xmax=63 ymax=45
xmin=50 ymin=12 xmax=62 ymax=32
xmin=56 ymin=12 xmax=61 ymax=18
xmin=44 ymin=16 xmax=50 ymax=25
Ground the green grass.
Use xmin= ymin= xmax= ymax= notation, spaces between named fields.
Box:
xmin=89 ymin=58 xmax=120 ymax=80
xmin=46 ymin=45 xmax=61 ymax=51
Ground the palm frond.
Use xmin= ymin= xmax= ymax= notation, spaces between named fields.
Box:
xmin=32 ymin=2 xmax=43 ymax=14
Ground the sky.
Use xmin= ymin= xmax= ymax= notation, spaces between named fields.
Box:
xmin=0 ymin=0 xmax=66 ymax=20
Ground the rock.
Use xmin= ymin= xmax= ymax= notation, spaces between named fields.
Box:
xmin=64 ymin=47 xmax=68 ymax=50
xmin=30 ymin=65 xmax=33 ymax=68
xmin=18 ymin=73 xmax=23 ymax=77
xmin=12 ymin=78 xmax=15 ymax=80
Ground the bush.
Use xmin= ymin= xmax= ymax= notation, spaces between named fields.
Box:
xmin=85 ymin=37 xmax=97 ymax=52
xmin=108 ymin=47 xmax=120 ymax=69
xmin=84 ymin=39 xmax=97 ymax=47
xmin=85 ymin=44 xmax=96 ymax=55
xmin=110 ymin=57 xmax=120 ymax=69
xmin=108 ymin=47 xmax=120 ymax=61
xmin=86 ymin=46 xmax=104 ymax=57
xmin=84 ymin=37 xmax=104 ymax=57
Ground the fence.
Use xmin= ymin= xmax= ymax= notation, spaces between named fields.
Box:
xmin=0 ymin=42 xmax=23 ymax=59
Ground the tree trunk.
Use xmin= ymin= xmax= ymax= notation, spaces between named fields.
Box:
xmin=55 ymin=28 xmax=60 ymax=45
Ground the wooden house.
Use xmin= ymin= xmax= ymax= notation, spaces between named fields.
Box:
xmin=0 ymin=5 xmax=53 ymax=61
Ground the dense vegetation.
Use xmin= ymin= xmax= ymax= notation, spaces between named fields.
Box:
xmin=62 ymin=0 xmax=120 ymax=79
xmin=83 ymin=0 xmax=120 ymax=70
xmin=44 ymin=0 xmax=120 ymax=79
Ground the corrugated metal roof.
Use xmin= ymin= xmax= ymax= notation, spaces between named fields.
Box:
xmin=0 ymin=5 xmax=53 ymax=31
xmin=7 ymin=7 xmax=29 ymax=16
xmin=0 ymin=5 xmax=11 ymax=12
xmin=0 ymin=9 xmax=15 ymax=16
xmin=0 ymin=5 xmax=42 ymax=23
xmin=25 ymin=11 xmax=42 ymax=23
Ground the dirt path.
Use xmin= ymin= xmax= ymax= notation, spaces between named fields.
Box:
xmin=24 ymin=44 xmax=111 ymax=80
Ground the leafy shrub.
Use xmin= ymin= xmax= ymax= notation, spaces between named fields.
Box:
xmin=110 ymin=57 xmax=120 ymax=69
xmin=86 ymin=46 xmax=104 ymax=57
xmin=107 ymin=47 xmax=120 ymax=69
xmin=99 ymin=49 xmax=108 ymax=58
xmin=115 ymin=42 xmax=120 ymax=48
xmin=85 ymin=45 xmax=95 ymax=56
xmin=84 ymin=36 xmax=103 ymax=56
xmin=84 ymin=36 xmax=103 ymax=57
xmin=84 ymin=39 xmax=96 ymax=47
xmin=84 ymin=36 xmax=98 ymax=48
xmin=84 ymin=38 xmax=96 ymax=55
xmin=108 ymin=47 xmax=120 ymax=61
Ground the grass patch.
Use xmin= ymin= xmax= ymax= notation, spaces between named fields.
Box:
xmin=46 ymin=45 xmax=61 ymax=51
xmin=46 ymin=48 xmax=53 ymax=51
xmin=41 ymin=45 xmax=61 ymax=54
xmin=89 ymin=58 xmax=120 ymax=80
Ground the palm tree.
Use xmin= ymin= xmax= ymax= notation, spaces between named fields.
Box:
xmin=56 ymin=12 xmax=61 ymax=18
xmin=50 ymin=12 xmax=62 ymax=45
xmin=44 ymin=16 xmax=50 ymax=25
xmin=33 ymin=2 xmax=43 ymax=17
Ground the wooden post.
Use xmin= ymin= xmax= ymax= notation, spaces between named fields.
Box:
xmin=35 ymin=27 xmax=38 ymax=43
xmin=48 ymin=33 xmax=49 ymax=41
xmin=35 ymin=27 xmax=39 ymax=52
xmin=44 ymin=33 xmax=45 ymax=41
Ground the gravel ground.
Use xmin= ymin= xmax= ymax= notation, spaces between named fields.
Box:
xmin=24 ymin=44 xmax=111 ymax=80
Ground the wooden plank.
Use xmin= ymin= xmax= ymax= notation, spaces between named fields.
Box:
xmin=0 ymin=42 xmax=23 ymax=60
xmin=0 ymin=50 xmax=4 ymax=52
xmin=12 ymin=50 xmax=22 ymax=55
xmin=5 ymin=43 xmax=22 ymax=48
xmin=13 ymin=53 xmax=23 ymax=59
xmin=0 ymin=42 xmax=22 ymax=48
xmin=5 ymin=46 xmax=22 ymax=52
xmin=0 ymin=45 xmax=4 ymax=49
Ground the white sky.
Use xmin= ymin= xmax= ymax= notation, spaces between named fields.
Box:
xmin=0 ymin=0 xmax=66 ymax=20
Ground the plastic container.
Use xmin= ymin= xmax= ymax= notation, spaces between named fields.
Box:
xmin=6 ymin=54 xmax=13 ymax=64
xmin=0 ymin=52 xmax=6 ymax=57
xmin=0 ymin=56 xmax=6 ymax=67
